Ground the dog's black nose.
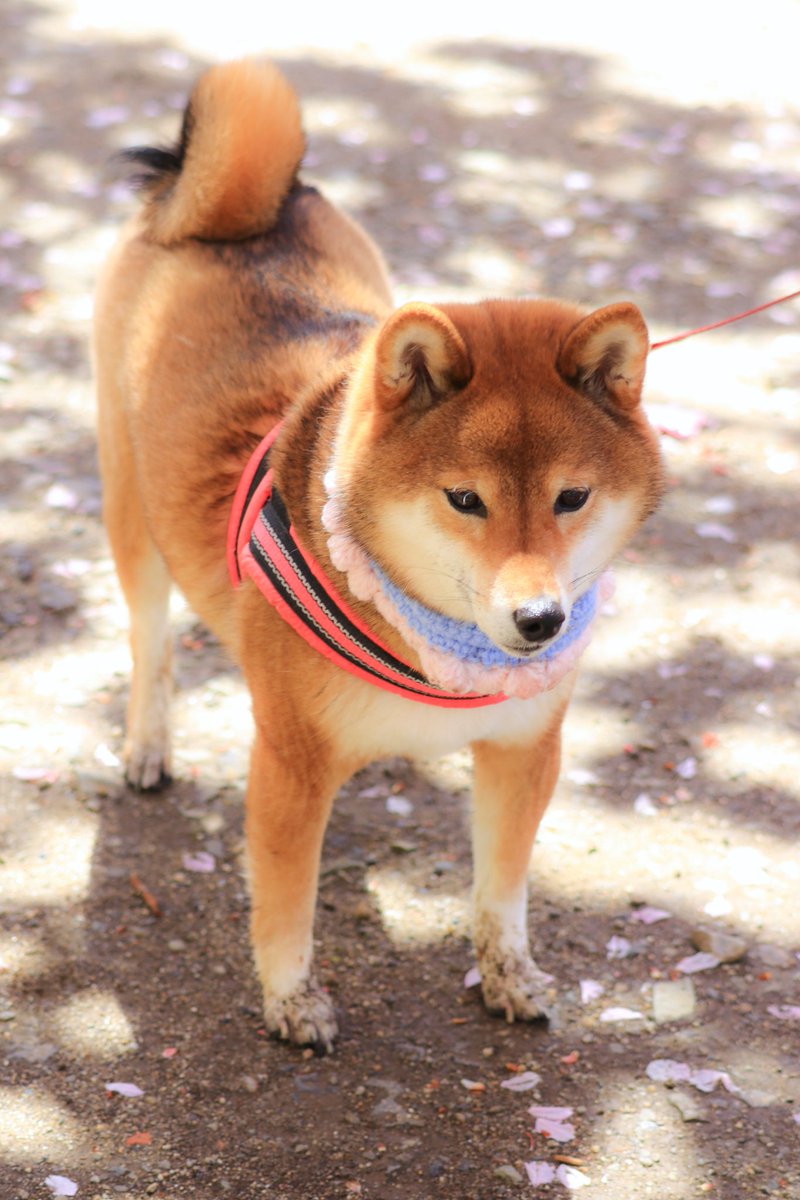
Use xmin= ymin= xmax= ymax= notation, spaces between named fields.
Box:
xmin=513 ymin=600 xmax=565 ymax=644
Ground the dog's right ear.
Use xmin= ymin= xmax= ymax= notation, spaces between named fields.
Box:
xmin=373 ymin=303 xmax=473 ymax=410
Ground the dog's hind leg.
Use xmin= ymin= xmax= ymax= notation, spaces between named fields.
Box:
xmin=98 ymin=402 xmax=173 ymax=791
xmin=470 ymin=688 xmax=571 ymax=1022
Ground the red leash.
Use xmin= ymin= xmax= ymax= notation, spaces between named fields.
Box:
xmin=651 ymin=288 xmax=800 ymax=350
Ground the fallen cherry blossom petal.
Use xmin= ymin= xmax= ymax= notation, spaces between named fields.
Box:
xmin=534 ymin=1117 xmax=575 ymax=1142
xmin=525 ymin=1161 xmax=556 ymax=1185
xmin=105 ymin=1081 xmax=143 ymax=1097
xmin=695 ymin=521 xmax=737 ymax=543
xmin=45 ymin=1178 xmax=78 ymax=1197
xmin=690 ymin=1069 xmax=740 ymax=1095
xmin=358 ymin=784 xmax=388 ymax=799
xmin=675 ymin=756 xmax=697 ymax=780
xmin=633 ymin=792 xmax=658 ymax=816
xmin=557 ymin=1164 xmax=592 ymax=1189
xmin=793 ymin=1112 xmax=800 ymax=1125
xmin=94 ymin=742 xmax=121 ymax=768
xmin=579 ymin=979 xmax=604 ymax=1004
xmin=703 ymin=895 xmax=732 ymax=917
xmin=767 ymin=1005 xmax=800 ymax=1020
xmin=647 ymin=1058 xmax=740 ymax=1095
xmin=181 ymin=851 xmax=216 ymax=873
xmin=162 ymin=1047 xmax=177 ymax=1058
xmin=386 ymin=794 xmax=412 ymax=816
xmin=529 ymin=1105 xmax=573 ymax=1122
xmin=85 ymin=104 xmax=130 ymax=128
xmin=12 ymin=765 xmax=59 ymax=783
xmin=460 ymin=1078 xmax=485 ymax=1092
xmin=645 ymin=403 xmax=711 ymax=439
xmin=599 ymin=1007 xmax=644 ymax=1022
xmin=463 ymin=966 xmax=481 ymax=988
xmin=606 ymin=935 xmax=632 ymax=959
xmin=646 ymin=1059 xmax=692 ymax=1084
xmin=753 ymin=654 xmax=775 ymax=671
xmin=630 ymin=906 xmax=671 ymax=924
xmin=676 ymin=952 xmax=720 ymax=974
xmin=500 ymin=1070 xmax=541 ymax=1092
xmin=45 ymin=483 xmax=79 ymax=510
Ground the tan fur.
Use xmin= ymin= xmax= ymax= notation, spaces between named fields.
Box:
xmin=95 ymin=59 xmax=664 ymax=1050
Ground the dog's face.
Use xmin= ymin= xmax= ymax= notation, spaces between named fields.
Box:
xmin=333 ymin=299 xmax=664 ymax=657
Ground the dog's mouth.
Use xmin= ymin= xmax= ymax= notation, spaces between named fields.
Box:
xmin=500 ymin=639 xmax=553 ymax=660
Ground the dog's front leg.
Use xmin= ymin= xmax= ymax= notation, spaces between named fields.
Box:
xmin=245 ymin=725 xmax=344 ymax=1053
xmin=470 ymin=694 xmax=569 ymax=1023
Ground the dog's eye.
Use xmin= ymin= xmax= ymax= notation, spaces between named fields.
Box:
xmin=555 ymin=487 xmax=590 ymax=514
xmin=445 ymin=488 xmax=487 ymax=517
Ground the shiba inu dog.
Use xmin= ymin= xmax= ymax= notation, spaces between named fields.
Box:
xmin=94 ymin=59 xmax=664 ymax=1051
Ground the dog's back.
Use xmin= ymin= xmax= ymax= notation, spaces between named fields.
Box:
xmin=94 ymin=61 xmax=391 ymax=640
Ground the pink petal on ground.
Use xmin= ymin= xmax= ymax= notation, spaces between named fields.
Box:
xmin=556 ymin=1164 xmax=592 ymax=1189
xmin=181 ymin=851 xmax=216 ymax=873
xmin=646 ymin=1059 xmax=692 ymax=1084
xmin=45 ymin=1178 xmax=78 ymax=1197
xmin=645 ymin=403 xmax=711 ymax=439
xmin=529 ymin=1105 xmax=574 ymax=1122
xmin=793 ymin=1112 xmax=800 ymax=1125
xmin=630 ymin=906 xmax=671 ymax=924
xmin=606 ymin=935 xmax=632 ymax=959
xmin=599 ymin=1007 xmax=644 ymax=1022
xmin=12 ymin=765 xmax=59 ymax=783
xmin=676 ymin=951 xmax=720 ymax=974
xmin=162 ymin=1047 xmax=177 ymax=1058
xmin=386 ymin=794 xmax=413 ymax=816
xmin=105 ymin=1081 xmax=144 ymax=1097
xmin=579 ymin=979 xmax=604 ymax=1004
xmin=463 ymin=966 xmax=481 ymax=989
xmin=633 ymin=792 xmax=658 ymax=816
xmin=695 ymin=522 xmax=737 ymax=543
xmin=534 ymin=1118 xmax=575 ymax=1142
xmin=767 ymin=1005 xmax=800 ymax=1020
xmin=525 ymin=1161 xmax=556 ymax=1185
xmin=675 ymin=756 xmax=698 ymax=780
xmin=500 ymin=1070 xmax=541 ymax=1092
xmin=689 ymin=1069 xmax=736 ymax=1093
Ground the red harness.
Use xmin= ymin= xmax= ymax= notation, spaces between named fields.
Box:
xmin=226 ymin=426 xmax=503 ymax=708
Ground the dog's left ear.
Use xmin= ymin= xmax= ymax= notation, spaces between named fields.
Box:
xmin=557 ymin=302 xmax=649 ymax=412
xmin=373 ymin=303 xmax=473 ymax=410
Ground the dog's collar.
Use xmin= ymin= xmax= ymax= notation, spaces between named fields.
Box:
xmin=227 ymin=426 xmax=607 ymax=704
xmin=226 ymin=426 xmax=504 ymax=707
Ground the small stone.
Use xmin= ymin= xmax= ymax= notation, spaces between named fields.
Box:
xmin=653 ymin=977 xmax=696 ymax=1023
xmin=494 ymin=1164 xmax=524 ymax=1184
xmin=738 ymin=1088 xmax=777 ymax=1109
xmin=0 ymin=1011 xmax=16 ymax=1022
xmin=390 ymin=841 xmax=417 ymax=854
xmin=167 ymin=938 xmax=187 ymax=952
xmin=667 ymin=1089 xmax=707 ymax=1122
xmin=690 ymin=925 xmax=748 ymax=963
xmin=239 ymin=1074 xmax=258 ymax=1093
xmin=750 ymin=943 xmax=795 ymax=969
xmin=38 ymin=579 xmax=77 ymax=613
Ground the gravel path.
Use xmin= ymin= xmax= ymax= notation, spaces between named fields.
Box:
xmin=2 ymin=5 xmax=799 ymax=1198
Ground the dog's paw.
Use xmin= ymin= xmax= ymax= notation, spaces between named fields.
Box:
xmin=262 ymin=978 xmax=338 ymax=1053
xmin=478 ymin=949 xmax=553 ymax=1024
xmin=124 ymin=740 xmax=172 ymax=792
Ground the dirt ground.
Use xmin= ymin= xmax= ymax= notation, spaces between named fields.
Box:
xmin=2 ymin=4 xmax=800 ymax=1199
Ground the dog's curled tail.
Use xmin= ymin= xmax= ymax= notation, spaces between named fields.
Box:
xmin=122 ymin=59 xmax=304 ymax=244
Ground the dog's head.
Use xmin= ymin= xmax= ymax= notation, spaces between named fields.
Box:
xmin=332 ymin=298 xmax=664 ymax=659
